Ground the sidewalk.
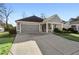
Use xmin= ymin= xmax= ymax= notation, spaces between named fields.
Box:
xmin=9 ymin=40 xmax=42 ymax=55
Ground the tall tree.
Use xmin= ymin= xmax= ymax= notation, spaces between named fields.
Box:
xmin=0 ymin=5 xmax=13 ymax=28
xmin=0 ymin=3 xmax=5 ymax=27
xmin=0 ymin=3 xmax=4 ymax=22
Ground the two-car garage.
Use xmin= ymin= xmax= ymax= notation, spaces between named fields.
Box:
xmin=16 ymin=16 xmax=43 ymax=34
xmin=21 ymin=23 xmax=39 ymax=33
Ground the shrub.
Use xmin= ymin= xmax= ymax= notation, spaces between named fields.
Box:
xmin=8 ymin=27 xmax=17 ymax=34
xmin=4 ymin=26 xmax=9 ymax=31
xmin=67 ymin=28 xmax=78 ymax=33
xmin=4 ymin=24 xmax=16 ymax=34
xmin=63 ymin=28 xmax=68 ymax=32
xmin=54 ymin=28 xmax=62 ymax=33
xmin=4 ymin=24 xmax=13 ymax=31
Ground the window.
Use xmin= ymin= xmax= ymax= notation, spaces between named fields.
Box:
xmin=71 ymin=25 xmax=76 ymax=30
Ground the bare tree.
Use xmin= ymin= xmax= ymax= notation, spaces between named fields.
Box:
xmin=40 ymin=13 xmax=46 ymax=19
xmin=22 ymin=11 xmax=26 ymax=18
xmin=0 ymin=4 xmax=4 ymax=21
xmin=1 ymin=7 xmax=13 ymax=28
xmin=0 ymin=3 xmax=6 ymax=27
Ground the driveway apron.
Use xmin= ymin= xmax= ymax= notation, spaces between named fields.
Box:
xmin=10 ymin=33 xmax=79 ymax=55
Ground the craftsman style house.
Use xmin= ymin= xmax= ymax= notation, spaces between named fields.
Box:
xmin=16 ymin=14 xmax=63 ymax=33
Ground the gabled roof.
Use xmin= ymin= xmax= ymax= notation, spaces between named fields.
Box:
xmin=70 ymin=20 xmax=79 ymax=24
xmin=16 ymin=15 xmax=43 ymax=22
xmin=70 ymin=17 xmax=79 ymax=24
xmin=45 ymin=14 xmax=63 ymax=23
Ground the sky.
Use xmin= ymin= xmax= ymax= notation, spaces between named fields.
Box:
xmin=5 ymin=3 xmax=79 ymax=26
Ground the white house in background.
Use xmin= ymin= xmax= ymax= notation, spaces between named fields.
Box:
xmin=70 ymin=20 xmax=79 ymax=32
xmin=63 ymin=21 xmax=71 ymax=29
xmin=0 ymin=20 xmax=4 ymax=32
xmin=16 ymin=14 xmax=63 ymax=33
xmin=63 ymin=19 xmax=79 ymax=32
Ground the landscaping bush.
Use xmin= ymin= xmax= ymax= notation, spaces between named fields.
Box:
xmin=62 ymin=28 xmax=78 ymax=33
xmin=54 ymin=28 xmax=62 ymax=33
xmin=8 ymin=27 xmax=17 ymax=34
xmin=4 ymin=24 xmax=17 ymax=34
xmin=67 ymin=28 xmax=78 ymax=33
xmin=4 ymin=26 xmax=9 ymax=31
xmin=63 ymin=28 xmax=68 ymax=32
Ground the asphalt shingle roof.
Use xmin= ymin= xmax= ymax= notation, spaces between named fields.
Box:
xmin=45 ymin=14 xmax=63 ymax=23
xmin=16 ymin=16 xmax=43 ymax=22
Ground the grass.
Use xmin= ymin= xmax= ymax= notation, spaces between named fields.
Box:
xmin=54 ymin=32 xmax=79 ymax=42
xmin=0 ymin=32 xmax=14 ymax=55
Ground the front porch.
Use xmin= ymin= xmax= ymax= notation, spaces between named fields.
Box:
xmin=39 ymin=22 xmax=63 ymax=33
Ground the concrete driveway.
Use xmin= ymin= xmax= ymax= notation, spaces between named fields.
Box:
xmin=10 ymin=33 xmax=79 ymax=55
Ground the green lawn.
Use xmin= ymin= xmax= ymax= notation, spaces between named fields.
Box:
xmin=0 ymin=32 xmax=14 ymax=55
xmin=54 ymin=32 xmax=79 ymax=42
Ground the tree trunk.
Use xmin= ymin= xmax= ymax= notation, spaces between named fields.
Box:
xmin=6 ymin=17 xmax=9 ymax=29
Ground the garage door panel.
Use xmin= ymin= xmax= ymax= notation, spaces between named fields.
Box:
xmin=21 ymin=24 xmax=39 ymax=33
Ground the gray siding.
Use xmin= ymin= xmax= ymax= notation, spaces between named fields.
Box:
xmin=21 ymin=24 xmax=39 ymax=33
xmin=45 ymin=14 xmax=62 ymax=23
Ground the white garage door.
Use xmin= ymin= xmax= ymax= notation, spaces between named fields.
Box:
xmin=21 ymin=24 xmax=39 ymax=33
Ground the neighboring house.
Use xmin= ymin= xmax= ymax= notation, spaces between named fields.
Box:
xmin=70 ymin=20 xmax=79 ymax=32
xmin=0 ymin=20 xmax=4 ymax=32
xmin=16 ymin=14 xmax=63 ymax=33
xmin=63 ymin=17 xmax=79 ymax=32
xmin=63 ymin=21 xmax=71 ymax=29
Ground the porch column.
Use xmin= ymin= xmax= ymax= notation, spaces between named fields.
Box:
xmin=51 ymin=24 xmax=53 ymax=32
xmin=46 ymin=22 xmax=48 ymax=33
xmin=39 ymin=24 xmax=42 ymax=32
xmin=20 ymin=23 xmax=21 ymax=33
